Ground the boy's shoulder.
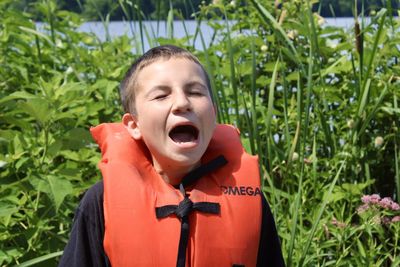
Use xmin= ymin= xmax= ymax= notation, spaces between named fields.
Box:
xmin=81 ymin=181 xmax=103 ymax=202
xmin=76 ymin=181 xmax=104 ymax=220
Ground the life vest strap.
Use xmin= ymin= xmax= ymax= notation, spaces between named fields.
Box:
xmin=156 ymin=200 xmax=220 ymax=219
xmin=156 ymin=155 xmax=227 ymax=267
xmin=157 ymin=196 xmax=221 ymax=267
xmin=179 ymin=155 xmax=227 ymax=188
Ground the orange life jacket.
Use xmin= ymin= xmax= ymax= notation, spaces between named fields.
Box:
xmin=90 ymin=123 xmax=262 ymax=267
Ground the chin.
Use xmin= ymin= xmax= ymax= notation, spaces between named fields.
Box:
xmin=171 ymin=154 xmax=202 ymax=168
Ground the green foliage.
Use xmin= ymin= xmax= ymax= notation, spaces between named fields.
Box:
xmin=1 ymin=0 xmax=400 ymax=266
xmin=0 ymin=1 xmax=129 ymax=265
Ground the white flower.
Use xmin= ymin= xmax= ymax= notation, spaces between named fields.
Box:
xmin=66 ymin=66 xmax=73 ymax=74
xmin=261 ymin=45 xmax=268 ymax=52
xmin=314 ymin=13 xmax=325 ymax=26
xmin=347 ymin=119 xmax=355 ymax=129
xmin=292 ymin=152 xmax=299 ymax=161
xmin=56 ymin=39 xmax=63 ymax=48
xmin=374 ymin=136 xmax=384 ymax=148
xmin=287 ymin=30 xmax=298 ymax=40
xmin=326 ymin=39 xmax=338 ymax=49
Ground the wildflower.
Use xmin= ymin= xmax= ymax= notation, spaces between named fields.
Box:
xmin=287 ymin=30 xmax=298 ymax=40
xmin=361 ymin=194 xmax=381 ymax=204
xmin=370 ymin=194 xmax=381 ymax=204
xmin=331 ymin=217 xmax=346 ymax=228
xmin=55 ymin=39 xmax=63 ymax=48
xmin=66 ymin=66 xmax=74 ymax=75
xmin=372 ymin=215 xmax=381 ymax=224
xmin=361 ymin=195 xmax=369 ymax=204
xmin=374 ymin=136 xmax=384 ymax=148
xmin=261 ymin=45 xmax=268 ymax=52
xmin=391 ymin=216 xmax=400 ymax=223
xmin=381 ymin=216 xmax=391 ymax=225
xmin=391 ymin=202 xmax=400 ymax=211
xmin=229 ymin=1 xmax=235 ymax=7
xmin=314 ymin=13 xmax=325 ymax=26
xmin=347 ymin=119 xmax=354 ymax=129
xmin=0 ymin=160 xmax=7 ymax=168
xmin=357 ymin=203 xmax=369 ymax=214
xmin=291 ymin=152 xmax=299 ymax=161
xmin=379 ymin=197 xmax=394 ymax=209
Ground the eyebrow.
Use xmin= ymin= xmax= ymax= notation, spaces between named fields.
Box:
xmin=184 ymin=81 xmax=207 ymax=91
xmin=144 ymin=85 xmax=170 ymax=98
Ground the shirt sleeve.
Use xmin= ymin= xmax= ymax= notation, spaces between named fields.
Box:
xmin=257 ymin=194 xmax=286 ymax=267
xmin=58 ymin=181 xmax=111 ymax=267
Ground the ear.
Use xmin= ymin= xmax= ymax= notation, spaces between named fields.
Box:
xmin=122 ymin=113 xmax=142 ymax=140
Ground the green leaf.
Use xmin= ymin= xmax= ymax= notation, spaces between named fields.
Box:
xmin=62 ymin=128 xmax=92 ymax=150
xmin=18 ymin=98 xmax=52 ymax=124
xmin=15 ymin=251 xmax=63 ymax=267
xmin=18 ymin=26 xmax=54 ymax=46
xmin=356 ymin=238 xmax=367 ymax=258
xmin=0 ymin=204 xmax=18 ymax=217
xmin=381 ymin=106 xmax=400 ymax=115
xmin=46 ymin=176 xmax=73 ymax=211
xmin=30 ymin=175 xmax=73 ymax=211
xmin=0 ymin=91 xmax=37 ymax=105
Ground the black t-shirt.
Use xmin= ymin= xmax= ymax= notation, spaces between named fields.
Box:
xmin=59 ymin=181 xmax=285 ymax=267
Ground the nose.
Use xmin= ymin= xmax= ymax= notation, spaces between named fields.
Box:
xmin=172 ymin=90 xmax=191 ymax=113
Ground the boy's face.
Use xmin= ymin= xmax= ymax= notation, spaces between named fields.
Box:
xmin=123 ymin=58 xmax=216 ymax=177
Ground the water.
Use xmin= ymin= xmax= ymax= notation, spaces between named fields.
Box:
xmin=78 ymin=20 xmax=218 ymax=52
xmin=78 ymin=18 xmax=357 ymax=52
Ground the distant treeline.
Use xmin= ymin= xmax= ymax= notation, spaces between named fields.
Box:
xmin=7 ymin=0 xmax=399 ymax=20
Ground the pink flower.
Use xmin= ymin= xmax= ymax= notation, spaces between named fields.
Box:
xmin=391 ymin=216 xmax=400 ymax=223
xmin=369 ymin=194 xmax=381 ymax=204
xmin=359 ymin=194 xmax=400 ymax=212
xmin=361 ymin=195 xmax=370 ymax=204
xmin=357 ymin=204 xmax=369 ymax=214
xmin=391 ymin=202 xmax=400 ymax=211
xmin=379 ymin=197 xmax=393 ymax=209
xmin=361 ymin=194 xmax=381 ymax=204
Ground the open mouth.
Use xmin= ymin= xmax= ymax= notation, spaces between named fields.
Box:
xmin=169 ymin=125 xmax=199 ymax=143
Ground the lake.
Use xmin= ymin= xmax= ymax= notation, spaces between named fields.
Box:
xmin=77 ymin=18 xmax=358 ymax=52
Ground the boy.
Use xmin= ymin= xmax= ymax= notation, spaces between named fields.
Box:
xmin=59 ymin=45 xmax=284 ymax=266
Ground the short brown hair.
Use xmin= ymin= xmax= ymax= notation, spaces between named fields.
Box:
xmin=120 ymin=45 xmax=213 ymax=114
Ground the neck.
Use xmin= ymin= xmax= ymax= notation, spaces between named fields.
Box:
xmin=152 ymin=158 xmax=200 ymax=186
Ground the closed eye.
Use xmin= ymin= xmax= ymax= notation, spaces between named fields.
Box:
xmin=189 ymin=90 xmax=204 ymax=96
xmin=153 ymin=94 xmax=168 ymax=100
xmin=185 ymin=81 xmax=208 ymax=96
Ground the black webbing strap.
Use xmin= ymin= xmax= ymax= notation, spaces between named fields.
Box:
xmin=155 ymin=201 xmax=220 ymax=219
xmin=180 ymin=155 xmax=227 ymax=188
xmin=155 ymin=155 xmax=227 ymax=267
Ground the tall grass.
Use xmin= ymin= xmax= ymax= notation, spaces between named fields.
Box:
xmin=0 ymin=0 xmax=399 ymax=266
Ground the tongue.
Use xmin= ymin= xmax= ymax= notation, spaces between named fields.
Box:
xmin=170 ymin=132 xmax=195 ymax=143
